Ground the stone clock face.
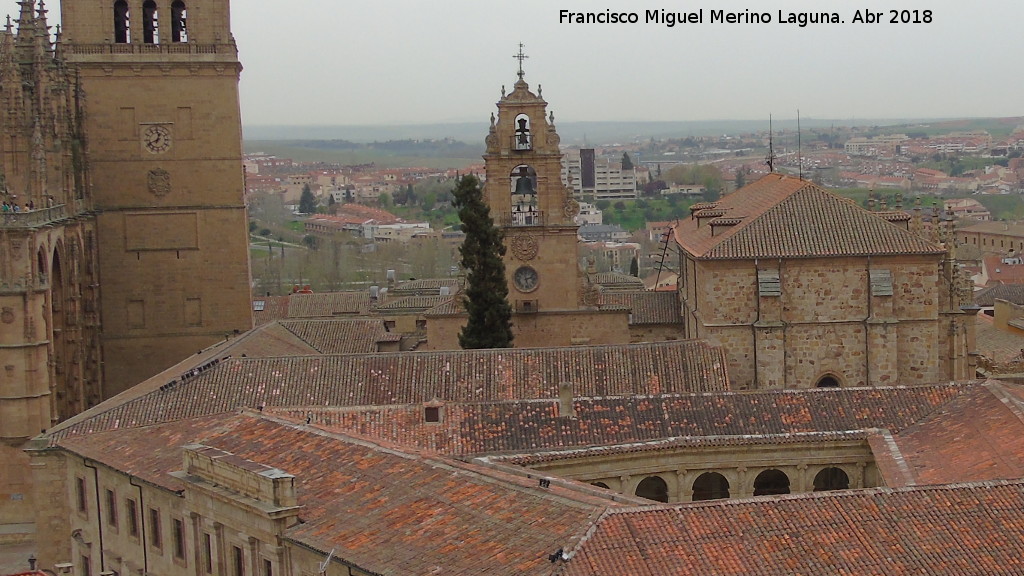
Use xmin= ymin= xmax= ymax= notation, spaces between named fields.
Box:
xmin=143 ymin=125 xmax=172 ymax=154
xmin=513 ymin=266 xmax=539 ymax=293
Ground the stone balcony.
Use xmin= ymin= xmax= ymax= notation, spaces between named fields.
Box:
xmin=0 ymin=201 xmax=89 ymax=229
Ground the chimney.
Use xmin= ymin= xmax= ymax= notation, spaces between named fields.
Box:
xmin=386 ymin=269 xmax=396 ymax=288
xmin=558 ymin=383 xmax=576 ymax=418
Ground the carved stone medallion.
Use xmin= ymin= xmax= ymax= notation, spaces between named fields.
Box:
xmin=563 ymin=198 xmax=580 ymax=219
xmin=147 ymin=168 xmax=172 ymax=197
xmin=509 ymin=234 xmax=539 ymax=261
xmin=1 ymin=307 xmax=14 ymax=324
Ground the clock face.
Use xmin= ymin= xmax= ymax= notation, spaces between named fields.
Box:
xmin=143 ymin=125 xmax=172 ymax=154
xmin=513 ymin=266 xmax=539 ymax=293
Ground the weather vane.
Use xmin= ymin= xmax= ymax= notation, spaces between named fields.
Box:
xmin=513 ymin=43 xmax=528 ymax=79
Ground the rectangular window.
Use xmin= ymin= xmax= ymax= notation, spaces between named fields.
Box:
xmin=126 ymin=499 xmax=139 ymax=538
xmin=232 ymin=546 xmax=244 ymax=576
xmin=105 ymin=489 xmax=118 ymax=528
xmin=81 ymin=555 xmax=91 ymax=576
xmin=75 ymin=477 xmax=87 ymax=513
xmin=128 ymin=299 xmax=146 ymax=329
xmin=203 ymin=533 xmax=214 ymax=574
xmin=173 ymin=518 xmax=186 ymax=560
xmin=263 ymin=559 xmax=272 ymax=576
xmin=757 ymin=270 xmax=781 ymax=297
xmin=870 ymin=269 xmax=894 ymax=297
xmin=149 ymin=508 xmax=162 ymax=549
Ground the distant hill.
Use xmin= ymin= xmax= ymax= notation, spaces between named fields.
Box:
xmin=244 ymin=118 xmax=976 ymax=146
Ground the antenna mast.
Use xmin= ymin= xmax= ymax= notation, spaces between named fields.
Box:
xmin=765 ymin=115 xmax=776 ymax=173
xmin=797 ymin=109 xmax=803 ymax=180
xmin=318 ymin=548 xmax=335 ymax=575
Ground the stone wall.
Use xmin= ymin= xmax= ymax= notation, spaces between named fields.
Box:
xmin=685 ymin=255 xmax=951 ymax=389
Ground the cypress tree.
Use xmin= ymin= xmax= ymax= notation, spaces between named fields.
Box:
xmin=452 ymin=174 xmax=513 ymax=349
xmin=298 ymin=184 xmax=317 ymax=214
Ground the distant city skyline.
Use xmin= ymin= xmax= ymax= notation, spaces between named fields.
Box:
xmin=227 ymin=0 xmax=1018 ymax=127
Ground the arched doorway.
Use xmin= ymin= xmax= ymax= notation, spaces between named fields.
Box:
xmin=753 ymin=469 xmax=791 ymax=496
xmin=691 ymin=472 xmax=730 ymax=501
xmin=813 ymin=467 xmax=850 ymax=491
xmin=816 ymin=375 xmax=840 ymax=388
xmin=635 ymin=476 xmax=669 ymax=503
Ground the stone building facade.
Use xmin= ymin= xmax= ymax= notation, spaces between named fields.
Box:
xmin=0 ymin=0 xmax=252 ymax=541
xmin=672 ymin=174 xmax=977 ymax=389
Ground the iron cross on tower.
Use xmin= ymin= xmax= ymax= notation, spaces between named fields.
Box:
xmin=514 ymin=43 xmax=528 ymax=79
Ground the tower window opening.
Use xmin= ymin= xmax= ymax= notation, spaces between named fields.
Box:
xmin=171 ymin=1 xmax=188 ymax=42
xmin=143 ymin=0 xmax=158 ymax=44
xmin=513 ymin=114 xmax=532 ymax=151
xmin=114 ymin=0 xmax=130 ymax=44
xmin=510 ymin=165 xmax=539 ymax=226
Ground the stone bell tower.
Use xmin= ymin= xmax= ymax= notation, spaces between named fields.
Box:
xmin=483 ymin=46 xmax=582 ymax=313
xmin=59 ymin=0 xmax=253 ymax=393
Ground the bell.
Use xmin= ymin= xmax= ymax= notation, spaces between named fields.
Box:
xmin=514 ymin=176 xmax=535 ymax=195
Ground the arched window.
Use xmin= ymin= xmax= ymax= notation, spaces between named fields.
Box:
xmin=816 ymin=375 xmax=840 ymax=388
xmin=691 ymin=472 xmax=730 ymax=501
xmin=142 ymin=0 xmax=158 ymax=44
xmin=635 ymin=476 xmax=668 ymax=503
xmin=171 ymin=1 xmax=188 ymax=42
xmin=753 ymin=469 xmax=790 ymax=496
xmin=37 ymin=247 xmax=48 ymax=279
xmin=510 ymin=165 xmax=539 ymax=226
xmin=513 ymin=113 xmax=532 ymax=151
xmin=813 ymin=467 xmax=850 ymax=491
xmin=113 ymin=0 xmax=130 ymax=43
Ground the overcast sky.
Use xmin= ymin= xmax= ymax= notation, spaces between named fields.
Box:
xmin=231 ymin=0 xmax=1019 ymax=127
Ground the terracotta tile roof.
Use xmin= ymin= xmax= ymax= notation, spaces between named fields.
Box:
xmin=588 ymin=272 xmax=645 ymax=292
xmin=228 ymin=322 xmax=322 ymax=357
xmin=673 ymin=174 xmax=945 ymax=260
xmin=974 ymin=313 xmax=1024 ymax=364
xmin=974 ymin=283 xmax=1024 ymax=306
xmin=376 ymin=295 xmax=452 ymax=312
xmin=285 ymin=292 xmax=373 ymax=317
xmin=982 ymin=254 xmax=1024 ymax=285
xmin=563 ymin=481 xmax=1024 ymax=576
xmin=59 ymin=412 xmax=626 ymax=576
xmin=423 ymin=297 xmax=464 ymax=316
xmin=274 ymin=383 xmax=970 ymax=458
xmin=279 ymin=318 xmax=393 ymax=354
xmin=45 ymin=340 xmax=730 ymax=443
xmin=601 ymin=291 xmax=681 ymax=325
xmin=890 ymin=381 xmax=1024 ymax=486
xmin=251 ymin=295 xmax=290 ymax=326
xmin=59 ymin=413 xmax=230 ymax=492
xmin=960 ymin=220 xmax=1024 ymax=237
xmin=389 ymin=278 xmax=461 ymax=297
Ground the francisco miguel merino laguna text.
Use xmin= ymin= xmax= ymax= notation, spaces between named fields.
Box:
xmin=558 ymin=8 xmax=933 ymax=27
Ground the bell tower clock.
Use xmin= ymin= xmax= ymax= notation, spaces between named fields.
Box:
xmin=59 ymin=0 xmax=253 ymax=394
xmin=483 ymin=45 xmax=581 ymax=313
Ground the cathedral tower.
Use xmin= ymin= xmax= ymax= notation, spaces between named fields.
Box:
xmin=483 ymin=48 xmax=581 ymax=313
xmin=59 ymin=0 xmax=252 ymax=393
xmin=0 ymin=0 xmax=102 ymax=534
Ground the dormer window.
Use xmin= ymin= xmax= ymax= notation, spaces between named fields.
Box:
xmin=513 ymin=114 xmax=532 ymax=151
xmin=114 ymin=0 xmax=130 ymax=43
